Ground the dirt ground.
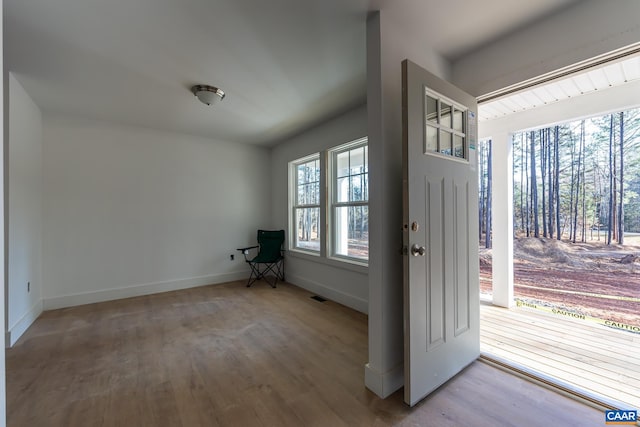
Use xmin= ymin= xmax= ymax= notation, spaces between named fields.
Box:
xmin=479 ymin=237 xmax=640 ymax=327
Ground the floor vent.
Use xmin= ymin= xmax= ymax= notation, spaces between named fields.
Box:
xmin=311 ymin=295 xmax=327 ymax=303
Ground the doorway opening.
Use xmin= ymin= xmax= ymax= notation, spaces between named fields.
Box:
xmin=477 ymin=54 xmax=640 ymax=409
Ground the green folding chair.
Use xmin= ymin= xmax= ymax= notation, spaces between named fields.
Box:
xmin=237 ymin=230 xmax=285 ymax=287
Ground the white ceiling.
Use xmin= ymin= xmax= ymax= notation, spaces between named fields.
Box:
xmin=479 ymin=55 xmax=640 ymax=122
xmin=5 ymin=0 xmax=580 ymax=146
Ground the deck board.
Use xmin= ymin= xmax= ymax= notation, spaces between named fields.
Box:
xmin=481 ymin=325 xmax=640 ymax=386
xmin=481 ymin=316 xmax=640 ymax=374
xmin=480 ymin=302 xmax=640 ymax=409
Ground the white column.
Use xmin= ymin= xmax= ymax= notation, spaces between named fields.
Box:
xmin=364 ymin=11 xmax=406 ymax=398
xmin=491 ymin=132 xmax=514 ymax=307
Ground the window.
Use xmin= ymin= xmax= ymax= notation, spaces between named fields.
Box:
xmin=425 ymin=89 xmax=468 ymax=159
xmin=289 ymin=137 xmax=368 ymax=264
xmin=292 ymin=155 xmax=321 ymax=252
xmin=330 ymin=140 xmax=368 ymax=260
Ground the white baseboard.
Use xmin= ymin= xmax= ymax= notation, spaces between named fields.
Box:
xmin=364 ymin=362 xmax=404 ymax=399
xmin=8 ymin=299 xmax=44 ymax=347
xmin=286 ymin=273 xmax=368 ymax=314
xmin=43 ymin=271 xmax=248 ymax=310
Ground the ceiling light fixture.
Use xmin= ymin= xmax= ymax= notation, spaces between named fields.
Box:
xmin=191 ymin=84 xmax=225 ymax=106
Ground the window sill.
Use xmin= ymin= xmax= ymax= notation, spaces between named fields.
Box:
xmin=287 ymin=250 xmax=368 ymax=275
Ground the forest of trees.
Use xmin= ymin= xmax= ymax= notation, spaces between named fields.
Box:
xmin=478 ymin=107 xmax=640 ymax=247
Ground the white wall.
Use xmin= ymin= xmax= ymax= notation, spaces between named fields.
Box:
xmin=7 ymin=74 xmax=43 ymax=345
xmin=453 ymin=0 xmax=640 ymax=97
xmin=365 ymin=10 xmax=451 ymax=399
xmin=42 ymin=115 xmax=271 ymax=308
xmin=271 ymin=105 xmax=368 ymax=313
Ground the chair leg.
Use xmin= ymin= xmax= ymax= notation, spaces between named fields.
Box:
xmin=277 ymin=259 xmax=285 ymax=281
xmin=268 ymin=275 xmax=277 ymax=288
xmin=264 ymin=259 xmax=284 ymax=287
xmin=246 ymin=262 xmax=261 ymax=287
xmin=260 ymin=262 xmax=278 ymax=288
xmin=246 ymin=260 xmax=283 ymax=288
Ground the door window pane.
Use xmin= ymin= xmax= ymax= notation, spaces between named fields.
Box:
xmin=440 ymin=101 xmax=452 ymax=128
xmin=453 ymin=109 xmax=464 ymax=132
xmin=440 ymin=130 xmax=452 ymax=156
xmin=426 ymin=125 xmax=438 ymax=152
xmin=426 ymin=95 xmax=438 ymax=124
xmin=453 ymin=135 xmax=464 ymax=158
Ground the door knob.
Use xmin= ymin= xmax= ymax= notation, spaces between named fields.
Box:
xmin=411 ymin=244 xmax=426 ymax=256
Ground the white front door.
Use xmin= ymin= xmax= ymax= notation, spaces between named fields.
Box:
xmin=402 ymin=60 xmax=480 ymax=406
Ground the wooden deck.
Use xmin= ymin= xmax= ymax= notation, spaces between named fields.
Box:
xmin=480 ymin=301 xmax=640 ymax=409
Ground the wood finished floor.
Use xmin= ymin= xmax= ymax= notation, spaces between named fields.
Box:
xmin=480 ymin=301 xmax=640 ymax=409
xmin=7 ymin=281 xmax=605 ymax=427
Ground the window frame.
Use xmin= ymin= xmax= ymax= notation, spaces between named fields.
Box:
xmin=289 ymin=153 xmax=324 ymax=255
xmin=328 ymin=137 xmax=369 ymax=264
xmin=424 ymin=88 xmax=469 ymax=161
xmin=288 ymin=137 xmax=368 ymax=266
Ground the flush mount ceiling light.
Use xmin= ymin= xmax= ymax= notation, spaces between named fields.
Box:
xmin=191 ymin=84 xmax=225 ymax=106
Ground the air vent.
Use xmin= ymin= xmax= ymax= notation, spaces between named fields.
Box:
xmin=311 ymin=295 xmax=327 ymax=303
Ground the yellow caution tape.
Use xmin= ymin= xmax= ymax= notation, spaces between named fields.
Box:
xmin=514 ymin=299 xmax=640 ymax=334
xmin=516 ymin=283 xmax=640 ymax=303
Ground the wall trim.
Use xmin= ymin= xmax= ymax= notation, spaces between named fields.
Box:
xmin=43 ymin=272 xmax=248 ymax=310
xmin=8 ymin=299 xmax=44 ymax=347
xmin=287 ymin=250 xmax=368 ymax=275
xmin=286 ymin=273 xmax=368 ymax=314
xmin=364 ymin=362 xmax=404 ymax=399
xmin=477 ymin=43 xmax=640 ymax=104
